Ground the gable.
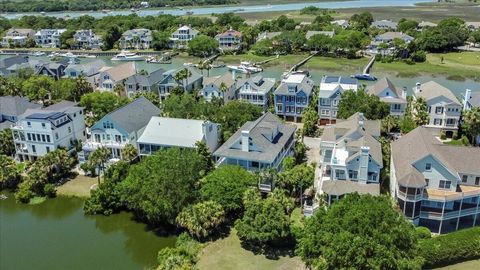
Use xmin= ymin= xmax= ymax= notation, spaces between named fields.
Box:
xmin=91 ymin=115 xmax=129 ymax=135
xmin=378 ymin=87 xmax=398 ymax=98
xmin=328 ymin=89 xmax=343 ymax=99
xmin=427 ymin=95 xmax=458 ymax=106
xmin=413 ymin=155 xmax=458 ymax=181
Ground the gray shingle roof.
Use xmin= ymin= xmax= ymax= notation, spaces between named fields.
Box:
xmin=103 ymin=97 xmax=161 ymax=133
xmin=467 ymin=92 xmax=480 ymax=108
xmin=367 ymin=77 xmax=407 ymax=104
xmin=214 ymin=112 xmax=296 ymax=163
xmin=125 ymin=67 xmax=166 ymax=86
xmin=413 ymin=81 xmax=460 ymax=105
xmin=274 ymin=74 xmax=314 ymax=96
xmin=305 ymin=31 xmax=334 ymax=39
xmin=322 ymin=180 xmax=380 ymax=196
xmin=236 ymin=76 xmax=276 ymax=94
xmin=0 ymin=96 xmax=41 ymax=117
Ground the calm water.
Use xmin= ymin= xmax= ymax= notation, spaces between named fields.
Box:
xmin=0 ymin=192 xmax=176 ymax=270
xmin=0 ymin=0 xmax=434 ymax=19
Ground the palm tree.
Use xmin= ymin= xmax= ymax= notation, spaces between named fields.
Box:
xmin=463 ymin=107 xmax=480 ymax=146
xmin=121 ymin=144 xmax=138 ymax=162
xmin=89 ymin=147 xmax=110 ymax=185
xmin=174 ymin=68 xmax=192 ymax=92
xmin=381 ymin=115 xmax=398 ymax=134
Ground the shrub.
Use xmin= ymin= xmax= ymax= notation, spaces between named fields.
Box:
xmin=411 ymin=50 xmax=427 ymax=62
xmin=418 ymin=227 xmax=480 ymax=268
xmin=415 ymin=226 xmax=431 ymax=239
xmin=43 ymin=183 xmax=56 ymax=198
xmin=14 ymin=181 xmax=35 ymax=203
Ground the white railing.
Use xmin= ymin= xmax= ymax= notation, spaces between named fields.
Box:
xmin=420 ymin=207 xmax=479 ymax=220
xmin=83 ymin=140 xmax=127 ymax=150
xmin=397 ymin=190 xmax=424 ymax=201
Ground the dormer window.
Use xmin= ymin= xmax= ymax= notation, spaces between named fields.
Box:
xmin=425 ymin=163 xmax=431 ymax=171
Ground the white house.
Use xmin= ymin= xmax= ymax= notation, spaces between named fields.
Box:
xmin=237 ymin=75 xmax=276 ymax=111
xmin=137 ymin=117 xmax=221 ymax=155
xmin=367 ymin=77 xmax=407 ymax=116
xmin=170 ymin=25 xmax=199 ymax=49
xmin=318 ymin=75 xmax=358 ymax=125
xmin=11 ymin=101 xmax=86 ymax=162
xmin=120 ymin=28 xmax=153 ymax=50
xmin=202 ymin=73 xmax=237 ymax=103
xmin=157 ymin=67 xmax=203 ymax=101
xmin=412 ymin=81 xmax=462 ymax=137
xmin=34 ymin=29 xmax=66 ymax=48
xmin=1 ymin=28 xmax=35 ymax=47
xmin=73 ymin=30 xmax=102 ymax=50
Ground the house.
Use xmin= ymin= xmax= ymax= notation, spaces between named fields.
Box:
xmin=34 ymin=29 xmax=66 ymax=48
xmin=11 ymin=101 xmax=86 ymax=162
xmin=170 ymin=25 xmax=199 ymax=49
xmin=390 ymin=126 xmax=480 ymax=234
xmin=412 ymin=81 xmax=462 ymax=137
xmin=367 ymin=77 xmax=407 ymax=116
xmin=237 ymin=75 xmax=276 ymax=111
xmin=318 ymin=76 xmax=358 ymax=125
xmin=213 ymin=112 xmax=296 ymax=176
xmin=371 ymin=20 xmax=398 ymax=30
xmin=332 ymin=19 xmax=349 ymax=29
xmin=120 ymin=28 xmax=152 ymax=50
xmin=80 ymin=97 xmax=160 ymax=163
xmin=124 ymin=68 xmax=166 ymax=97
xmin=35 ymin=61 xmax=67 ymax=80
xmin=97 ymin=62 xmax=137 ymax=92
xmin=463 ymin=89 xmax=480 ymax=111
xmin=216 ymin=28 xmax=242 ymax=51
xmin=1 ymin=28 xmax=35 ymax=47
xmin=73 ymin=30 xmax=102 ymax=50
xmin=256 ymin=31 xmax=282 ymax=42
xmin=465 ymin=22 xmax=480 ymax=31
xmin=137 ymin=117 xmax=221 ymax=155
xmin=374 ymin=32 xmax=414 ymax=44
xmin=305 ymin=30 xmax=335 ymax=40
xmin=0 ymin=55 xmax=29 ymax=77
xmin=63 ymin=60 xmax=105 ymax=87
xmin=274 ymin=73 xmax=314 ymax=122
xmin=0 ymin=96 xmax=41 ymax=131
xmin=418 ymin=21 xmax=437 ymax=30
xmin=202 ymin=73 xmax=237 ymax=103
xmin=157 ymin=67 xmax=203 ymax=101
xmin=295 ymin=22 xmax=312 ymax=29
xmin=316 ymin=113 xmax=382 ymax=206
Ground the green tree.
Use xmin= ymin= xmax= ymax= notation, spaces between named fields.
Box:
xmin=22 ymin=75 xmax=55 ymax=103
xmin=152 ymin=31 xmax=170 ymax=51
xmin=0 ymin=155 xmax=21 ymax=190
xmin=278 ymin=163 xmax=314 ymax=198
xmin=200 ymin=165 xmax=256 ymax=214
xmin=120 ymin=147 xmax=207 ymax=225
xmin=173 ymin=68 xmax=192 ymax=92
xmin=296 ymin=194 xmax=422 ymax=269
xmin=350 ymin=12 xmax=374 ymax=31
xmin=59 ymin=29 xmax=75 ymax=49
xmin=102 ymin=25 xmax=122 ymax=50
xmin=187 ymin=35 xmax=218 ymax=57
xmin=130 ymin=91 xmax=160 ymax=107
xmin=302 ymin=107 xmax=319 ymax=137
xmin=176 ymin=201 xmax=225 ymax=239
xmin=413 ymin=97 xmax=429 ymax=126
xmin=235 ymin=189 xmax=294 ymax=246
xmin=195 ymin=141 xmax=214 ymax=173
xmin=214 ymin=101 xmax=262 ymax=141
xmin=397 ymin=18 xmax=419 ymax=33
xmin=0 ymin=128 xmax=15 ymax=156
xmin=79 ymin=92 xmax=129 ymax=125
xmin=306 ymin=34 xmax=332 ymax=53
xmin=157 ymin=233 xmax=201 ymax=270
xmin=462 ymin=107 xmax=480 ymax=146
xmin=251 ymin=39 xmax=274 ymax=56
xmin=88 ymin=147 xmax=110 ymax=185
xmin=294 ymin=140 xmax=308 ymax=165
xmin=121 ymin=143 xmax=138 ymax=162
xmin=400 ymin=115 xmax=417 ymax=134
xmin=337 ymin=89 xmax=390 ymax=120
xmin=381 ymin=115 xmax=399 ymax=133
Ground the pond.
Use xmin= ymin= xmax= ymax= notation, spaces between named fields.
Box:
xmin=0 ymin=192 xmax=176 ymax=270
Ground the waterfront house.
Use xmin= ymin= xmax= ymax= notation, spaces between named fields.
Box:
xmin=73 ymin=30 xmax=102 ymax=50
xmin=256 ymin=31 xmax=282 ymax=42
xmin=463 ymin=89 xmax=480 ymax=111
xmin=202 ymin=73 xmax=237 ymax=103
xmin=1 ymin=28 xmax=35 ymax=47
xmin=137 ymin=117 xmax=221 ymax=155
xmin=465 ymin=22 xmax=480 ymax=31
xmin=367 ymin=77 xmax=407 ymax=116
xmin=63 ymin=60 xmax=105 ymax=87
xmin=124 ymin=68 xmax=166 ymax=98
xmin=97 ymin=62 xmax=137 ymax=92
xmin=412 ymin=81 xmax=462 ymax=137
xmin=120 ymin=28 xmax=152 ymax=50
xmin=35 ymin=61 xmax=67 ymax=80
xmin=170 ymin=25 xmax=199 ymax=49
xmin=318 ymin=75 xmax=358 ymax=125
xmin=34 ymin=29 xmax=66 ymax=48
xmin=332 ymin=19 xmax=349 ymax=29
xmin=237 ymin=75 xmax=276 ymax=111
xmin=390 ymin=126 xmax=480 ymax=234
xmin=80 ymin=97 xmax=160 ymax=163
xmin=316 ymin=112 xmax=382 ymax=205
xmin=274 ymin=73 xmax=314 ymax=122
xmin=371 ymin=20 xmax=398 ymax=30
xmin=0 ymin=55 xmax=29 ymax=77
xmin=11 ymin=101 xmax=86 ymax=162
xmin=157 ymin=67 xmax=203 ymax=101
xmin=369 ymin=32 xmax=414 ymax=55
xmin=213 ymin=112 xmax=296 ymax=175
xmin=0 ymin=96 xmax=41 ymax=131
xmin=215 ymin=28 xmax=242 ymax=51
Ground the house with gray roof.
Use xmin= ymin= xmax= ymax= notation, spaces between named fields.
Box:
xmin=256 ymin=31 xmax=282 ymax=42
xmin=214 ymin=112 xmax=296 ymax=177
xmin=418 ymin=21 xmax=437 ymax=30
xmin=80 ymin=97 xmax=160 ymax=163
xmin=120 ymin=28 xmax=153 ymax=50
xmin=463 ymin=89 xmax=480 ymax=111
xmin=315 ymin=112 xmax=382 ymax=207
xmin=274 ymin=73 xmax=314 ymax=122
xmin=237 ymin=75 xmax=276 ymax=111
xmin=157 ymin=67 xmax=203 ymax=101
xmin=137 ymin=117 xmax=221 ymax=155
xmin=367 ymin=77 xmax=407 ymax=116
xmin=35 ymin=29 xmax=66 ymax=48
xmin=413 ymin=81 xmax=462 ymax=137
xmin=35 ymin=61 xmax=67 ymax=80
xmin=98 ymin=62 xmax=137 ymax=92
xmin=64 ymin=59 xmax=106 ymax=86
xmin=305 ymin=30 xmax=335 ymax=40
xmin=124 ymin=68 xmax=166 ymax=98
xmin=202 ymin=72 xmax=237 ymax=103
xmin=372 ymin=20 xmax=398 ymax=30
xmin=332 ymin=19 xmax=349 ymax=29
xmin=318 ymin=75 xmax=358 ymax=124
xmin=390 ymin=126 xmax=480 ymax=234
xmin=73 ymin=29 xmax=102 ymax=50
xmin=1 ymin=28 xmax=35 ymax=47
xmin=170 ymin=25 xmax=199 ymax=49
xmin=369 ymin=32 xmax=414 ymax=55
xmin=0 ymin=96 xmax=41 ymax=131
xmin=0 ymin=55 xmax=29 ymax=77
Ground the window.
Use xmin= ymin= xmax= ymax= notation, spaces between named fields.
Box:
xmin=27 ymin=121 xmax=31 ymax=127
xmin=332 ymin=99 xmax=339 ymax=107
xmin=439 ymin=180 xmax=451 ymax=189
xmin=321 ymin=109 xmax=330 ymax=116
xmin=425 ymin=178 xmax=429 ymax=186
xmin=434 ymin=119 xmax=442 ymax=126
xmin=393 ymin=104 xmax=401 ymax=110
xmin=46 ymin=146 xmax=50 ymax=153
xmin=41 ymin=134 xmax=46 ymax=142
xmin=32 ymin=145 xmax=36 ymax=153
xmin=446 ymin=118 xmax=456 ymax=125
xmin=55 ymin=133 xmax=59 ymax=140
xmin=476 ymin=177 xmax=480 ymax=186
xmin=348 ymin=170 xmax=358 ymax=179
xmin=335 ymin=170 xmax=346 ymax=180
xmin=41 ymin=123 xmax=46 ymax=129
xmin=435 ymin=107 xmax=443 ymax=114
xmin=46 ymin=135 xmax=50 ymax=142
xmin=276 ymin=104 xmax=283 ymax=112
xmin=425 ymin=163 xmax=432 ymax=171
xmin=462 ymin=175 xmax=468 ymax=183
xmin=68 ymin=127 xmax=71 ymax=133
xmin=36 ymin=134 xmax=41 ymax=141
xmin=27 ymin=133 xmax=31 ymax=141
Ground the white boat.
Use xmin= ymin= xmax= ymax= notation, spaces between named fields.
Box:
xmin=183 ymin=62 xmax=197 ymax=67
xmin=111 ymin=51 xmax=144 ymax=61
xmin=32 ymin=51 xmax=45 ymax=56
xmin=227 ymin=61 xmax=263 ymax=74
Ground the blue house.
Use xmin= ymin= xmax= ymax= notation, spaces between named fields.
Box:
xmin=273 ymin=73 xmax=314 ymax=122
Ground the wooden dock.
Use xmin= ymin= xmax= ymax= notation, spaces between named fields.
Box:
xmin=362 ymin=55 xmax=376 ymax=74
xmin=254 ymin=54 xmax=279 ymax=66
xmin=285 ymin=51 xmax=318 ymax=76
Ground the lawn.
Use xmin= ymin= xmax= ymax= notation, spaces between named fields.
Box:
xmin=433 ymin=260 xmax=480 ymax=270
xmin=197 ymin=229 xmax=305 ymax=270
xmin=56 ymin=174 xmax=100 ymax=198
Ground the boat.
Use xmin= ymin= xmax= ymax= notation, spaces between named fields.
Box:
xmin=227 ymin=61 xmax=263 ymax=74
xmin=211 ymin=63 xmax=225 ymax=68
xmin=186 ymin=10 xmax=194 ymax=15
xmin=111 ymin=51 xmax=144 ymax=61
xmin=352 ymin=73 xmax=377 ymax=81
xmin=146 ymin=56 xmax=171 ymax=64
xmin=183 ymin=62 xmax=197 ymax=67
xmin=47 ymin=52 xmax=60 ymax=58
xmin=63 ymin=52 xmax=77 ymax=58
xmin=101 ymin=9 xmax=110 ymax=14
xmin=32 ymin=51 xmax=45 ymax=56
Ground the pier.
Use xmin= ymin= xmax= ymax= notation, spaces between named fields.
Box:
xmin=284 ymin=51 xmax=318 ymax=77
xmin=362 ymin=55 xmax=376 ymax=74
xmin=254 ymin=54 xmax=279 ymax=66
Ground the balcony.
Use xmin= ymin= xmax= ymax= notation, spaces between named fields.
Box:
xmin=397 ymin=190 xmax=423 ymax=201
xmin=420 ymin=207 xmax=479 ymax=220
xmin=82 ymin=140 xmax=127 ymax=150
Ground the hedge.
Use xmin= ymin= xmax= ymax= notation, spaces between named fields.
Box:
xmin=418 ymin=226 xmax=480 ymax=268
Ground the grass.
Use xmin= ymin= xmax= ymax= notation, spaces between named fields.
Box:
xmin=433 ymin=259 xmax=480 ymax=270
xmin=197 ymin=229 xmax=305 ymax=270
xmin=56 ymin=174 xmax=100 ymax=198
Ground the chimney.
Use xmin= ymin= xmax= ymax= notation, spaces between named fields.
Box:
xmin=415 ymin=82 xmax=421 ymax=93
xmin=464 ymin=89 xmax=472 ymax=111
xmin=358 ymin=112 xmax=364 ymax=127
xmin=402 ymin=86 xmax=407 ymax=99
xmin=358 ymin=146 xmax=370 ymax=183
xmin=241 ymin=130 xmax=250 ymax=152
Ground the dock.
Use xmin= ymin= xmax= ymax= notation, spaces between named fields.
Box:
xmin=362 ymin=55 xmax=376 ymax=74
xmin=285 ymin=51 xmax=318 ymax=76
xmin=202 ymin=54 xmax=219 ymax=66
xmin=254 ymin=54 xmax=279 ymax=66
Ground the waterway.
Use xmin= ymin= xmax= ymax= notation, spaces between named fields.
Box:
xmin=0 ymin=192 xmax=176 ymax=270
xmin=0 ymin=0 xmax=434 ymax=19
